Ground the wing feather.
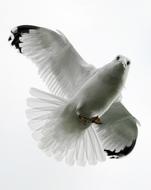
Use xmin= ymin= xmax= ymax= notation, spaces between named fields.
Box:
xmin=9 ymin=25 xmax=96 ymax=98
xmin=96 ymin=102 xmax=139 ymax=159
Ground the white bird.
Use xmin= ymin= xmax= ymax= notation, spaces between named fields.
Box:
xmin=8 ymin=25 xmax=139 ymax=165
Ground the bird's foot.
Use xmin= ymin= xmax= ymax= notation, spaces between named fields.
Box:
xmin=79 ymin=115 xmax=92 ymax=125
xmin=90 ymin=116 xmax=103 ymax=124
xmin=79 ymin=115 xmax=102 ymax=125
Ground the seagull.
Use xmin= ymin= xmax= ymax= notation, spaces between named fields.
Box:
xmin=8 ymin=25 xmax=139 ymax=166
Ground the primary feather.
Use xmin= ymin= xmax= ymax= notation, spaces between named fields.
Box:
xmin=9 ymin=25 xmax=139 ymax=165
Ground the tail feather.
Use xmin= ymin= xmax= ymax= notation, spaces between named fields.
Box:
xmin=65 ymin=147 xmax=76 ymax=166
xmin=26 ymin=87 xmax=106 ymax=165
xmin=30 ymin=88 xmax=67 ymax=103
xmin=26 ymin=109 xmax=53 ymax=120
xmin=27 ymin=98 xmax=60 ymax=108
xmin=76 ymin=133 xmax=86 ymax=166
xmin=89 ymin=127 xmax=105 ymax=162
xmin=85 ymin=130 xmax=96 ymax=164
xmin=28 ymin=119 xmax=50 ymax=131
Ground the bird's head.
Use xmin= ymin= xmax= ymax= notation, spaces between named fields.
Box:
xmin=114 ymin=55 xmax=130 ymax=68
xmin=109 ymin=55 xmax=130 ymax=83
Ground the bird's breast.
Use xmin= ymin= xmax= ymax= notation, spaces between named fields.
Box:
xmin=74 ymin=71 xmax=123 ymax=117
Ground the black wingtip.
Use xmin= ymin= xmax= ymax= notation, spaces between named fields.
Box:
xmin=104 ymin=140 xmax=137 ymax=159
xmin=8 ymin=25 xmax=40 ymax=53
xmin=8 ymin=36 xmax=11 ymax=41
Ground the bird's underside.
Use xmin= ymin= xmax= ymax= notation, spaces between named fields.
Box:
xmin=8 ymin=25 xmax=139 ymax=165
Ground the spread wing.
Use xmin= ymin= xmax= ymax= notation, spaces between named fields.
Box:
xmin=96 ymin=102 xmax=139 ymax=159
xmin=8 ymin=25 xmax=96 ymax=98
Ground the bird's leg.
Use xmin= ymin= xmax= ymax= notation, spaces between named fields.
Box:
xmin=90 ymin=116 xmax=103 ymax=124
xmin=78 ymin=115 xmax=92 ymax=124
xmin=78 ymin=115 xmax=102 ymax=125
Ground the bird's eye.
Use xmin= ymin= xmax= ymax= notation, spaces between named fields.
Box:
xmin=127 ymin=61 xmax=130 ymax=65
xmin=116 ymin=56 xmax=120 ymax=60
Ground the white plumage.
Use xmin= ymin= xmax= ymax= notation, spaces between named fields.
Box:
xmin=9 ymin=25 xmax=139 ymax=165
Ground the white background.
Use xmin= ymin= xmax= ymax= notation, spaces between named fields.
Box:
xmin=1 ymin=0 xmax=151 ymax=190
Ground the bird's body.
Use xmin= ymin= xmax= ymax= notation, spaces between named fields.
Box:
xmin=73 ymin=61 xmax=128 ymax=119
xmin=8 ymin=25 xmax=139 ymax=165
